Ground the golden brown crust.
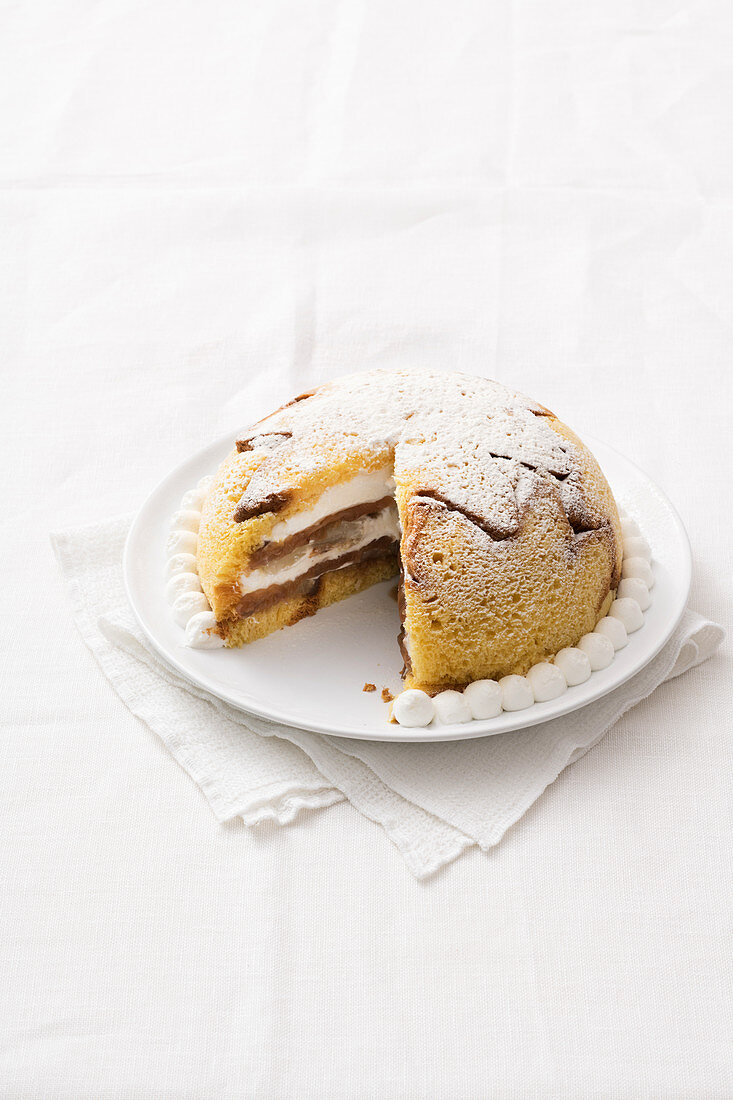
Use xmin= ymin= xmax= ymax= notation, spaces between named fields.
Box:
xmin=197 ymin=370 xmax=623 ymax=687
xmin=398 ymin=415 xmax=621 ymax=691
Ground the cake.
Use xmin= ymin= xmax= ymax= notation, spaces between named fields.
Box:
xmin=196 ymin=369 xmax=623 ymax=694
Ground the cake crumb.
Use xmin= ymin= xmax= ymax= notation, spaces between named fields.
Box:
xmin=381 ymin=687 xmax=394 ymax=703
xmin=363 ymin=682 xmax=376 ymax=693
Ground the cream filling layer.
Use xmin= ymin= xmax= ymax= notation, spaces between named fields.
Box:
xmin=268 ymin=468 xmax=396 ymax=542
xmin=239 ymin=505 xmax=400 ymax=595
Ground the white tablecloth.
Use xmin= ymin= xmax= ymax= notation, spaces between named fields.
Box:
xmin=2 ymin=2 xmax=732 ymax=1097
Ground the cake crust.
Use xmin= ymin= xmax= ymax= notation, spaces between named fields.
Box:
xmin=196 ymin=369 xmax=623 ymax=689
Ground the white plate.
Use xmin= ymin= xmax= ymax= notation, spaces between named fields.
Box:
xmin=124 ymin=433 xmax=691 ymax=742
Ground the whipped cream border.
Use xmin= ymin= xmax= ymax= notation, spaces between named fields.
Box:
xmin=167 ymin=474 xmax=653 ymax=722
xmin=165 ymin=476 xmax=224 ymax=649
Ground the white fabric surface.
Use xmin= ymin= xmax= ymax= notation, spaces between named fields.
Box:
xmin=3 ymin=1 xmax=733 ymax=1096
xmin=53 ymin=516 xmax=723 ymax=879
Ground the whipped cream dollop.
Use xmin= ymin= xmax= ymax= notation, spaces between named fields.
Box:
xmin=499 ymin=674 xmax=535 ymax=711
xmin=392 ymin=506 xmax=654 ymax=727
xmin=617 ymin=576 xmax=652 ymax=610
xmin=184 ymin=611 xmax=224 ymax=649
xmin=166 ymin=529 xmax=198 ymax=557
xmin=392 ymin=689 xmax=436 ymax=727
xmin=609 ymin=596 xmax=645 ymax=633
xmin=165 ymin=572 xmax=202 ymax=602
xmin=578 ymin=632 xmax=615 ymax=671
xmin=621 ymin=556 xmax=653 ymax=588
xmin=553 ymin=647 xmax=592 ymax=686
xmin=166 ymin=552 xmax=198 ymax=579
xmin=166 ymin=477 xmax=224 ymax=649
xmin=432 ymin=690 xmax=472 ymax=724
xmin=622 ymin=535 xmax=652 ymax=562
xmin=527 ymin=661 xmax=567 ymax=702
xmin=463 ymin=679 xmax=503 ymax=719
xmin=593 ymin=615 xmax=628 ymax=650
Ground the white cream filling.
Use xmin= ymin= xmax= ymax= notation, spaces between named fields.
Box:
xmin=267 ymin=468 xmax=395 ymax=542
xmin=166 ymin=478 xmax=224 ymax=648
xmin=239 ymin=505 xmax=400 ymax=595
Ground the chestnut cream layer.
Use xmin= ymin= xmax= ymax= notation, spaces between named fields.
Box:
xmin=236 ymin=470 xmax=399 ymax=617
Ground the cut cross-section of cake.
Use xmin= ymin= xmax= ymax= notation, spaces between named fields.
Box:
xmin=196 ymin=369 xmax=622 ymax=693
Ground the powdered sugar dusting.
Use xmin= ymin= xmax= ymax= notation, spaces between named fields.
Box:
xmin=238 ymin=369 xmax=579 ymax=536
xmin=199 ymin=368 xmax=622 ymax=690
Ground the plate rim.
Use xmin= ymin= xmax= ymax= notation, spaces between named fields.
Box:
xmin=123 ymin=430 xmax=692 ymax=742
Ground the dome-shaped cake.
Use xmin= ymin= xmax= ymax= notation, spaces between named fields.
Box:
xmin=197 ymin=370 xmax=623 ymax=693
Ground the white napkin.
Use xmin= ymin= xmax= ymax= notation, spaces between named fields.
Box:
xmin=53 ymin=517 xmax=724 ymax=878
